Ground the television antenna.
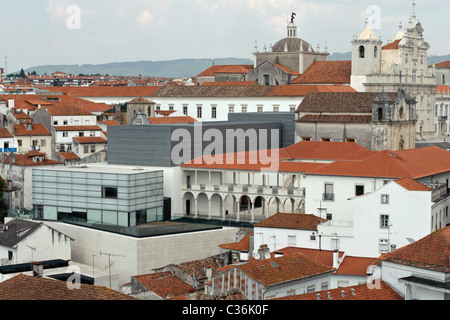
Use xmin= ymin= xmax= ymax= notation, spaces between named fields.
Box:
xmin=100 ymin=250 xmax=126 ymax=288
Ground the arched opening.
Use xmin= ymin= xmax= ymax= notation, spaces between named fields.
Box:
xmin=183 ymin=192 xmax=194 ymax=216
xmin=239 ymin=195 xmax=251 ymax=221
xmin=377 ymin=108 xmax=384 ymax=121
xmin=374 ymin=46 xmax=378 ymax=58
xmin=197 ymin=193 xmax=209 ymax=216
xmin=210 ymin=194 xmax=222 ymax=218
xmin=359 ymin=45 xmax=365 ymax=58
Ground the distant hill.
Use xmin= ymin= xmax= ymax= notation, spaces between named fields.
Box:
xmin=22 ymin=58 xmax=254 ymax=78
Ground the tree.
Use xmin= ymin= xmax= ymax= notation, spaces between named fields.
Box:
xmin=19 ymin=68 xmax=26 ymax=78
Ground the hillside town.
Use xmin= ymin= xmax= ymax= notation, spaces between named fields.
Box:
xmin=0 ymin=3 xmax=449 ymax=305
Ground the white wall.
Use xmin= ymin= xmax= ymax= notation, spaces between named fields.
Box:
xmin=44 ymin=220 xmax=239 ymax=290
xmin=349 ymin=181 xmax=433 ymax=257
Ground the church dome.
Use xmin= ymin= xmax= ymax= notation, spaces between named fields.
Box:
xmin=356 ymin=19 xmax=379 ymax=41
xmin=272 ymin=37 xmax=313 ymax=53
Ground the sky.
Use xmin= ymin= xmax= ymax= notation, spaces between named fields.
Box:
xmin=0 ymin=0 xmax=449 ymax=73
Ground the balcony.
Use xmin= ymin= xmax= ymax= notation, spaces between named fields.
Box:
xmin=182 ymin=183 xmax=305 ymax=198
xmin=425 ymin=183 xmax=449 ymax=203
xmin=0 ymin=148 xmax=17 ymax=153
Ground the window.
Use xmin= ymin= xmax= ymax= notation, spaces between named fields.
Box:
xmin=321 ymin=282 xmax=329 ymax=291
xmin=326 ymin=213 xmax=333 ymax=220
xmin=63 ymin=120 xmax=68 ymax=125
xmin=321 ymin=137 xmax=331 ymax=142
xmin=211 ymin=106 xmax=217 ymax=119
xmin=288 ymin=235 xmax=296 ymax=246
xmin=443 ymin=75 xmax=446 ymax=85
xmin=302 ymin=137 xmax=311 ymax=141
xmin=306 ymin=285 xmax=315 ymax=293
xmin=381 ymin=194 xmax=389 ymax=204
xmin=374 ymin=46 xmax=378 ymax=58
xmin=323 ymin=183 xmax=334 ymax=201
xmin=8 ymin=250 xmax=13 ymax=261
xmin=257 ymin=105 xmax=263 ymax=112
xmin=405 ymin=53 xmax=408 ymax=63
xmin=242 ymin=106 xmax=247 ymax=113
xmin=355 ymin=185 xmax=364 ymax=196
xmin=17 ymin=140 xmax=22 ymax=147
xmin=197 ymin=106 xmax=202 ymax=118
xmin=380 ymin=214 xmax=389 ymax=228
xmin=84 ymin=145 xmax=89 ymax=153
xmin=169 ymin=104 xmax=174 ymax=111
xmin=229 ymin=105 xmax=234 ymax=113
xmin=90 ymin=145 xmax=95 ymax=153
xmin=183 ymin=105 xmax=188 ymax=115
xmin=263 ymin=74 xmax=270 ymax=85
xmin=62 ymin=131 xmax=68 ymax=138
xmin=273 ymin=106 xmax=279 ymax=112
xmin=79 ymin=132 xmax=84 ymax=137
xmin=53 ymin=121 xmax=58 ymax=126
xmin=290 ymin=105 xmax=296 ymax=112
xmin=103 ymin=187 xmax=118 ymax=199
xmin=155 ymin=105 xmax=161 ymax=110
xmin=90 ymin=131 xmax=95 ymax=137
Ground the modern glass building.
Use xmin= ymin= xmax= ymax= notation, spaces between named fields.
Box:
xmin=32 ymin=164 xmax=164 ymax=227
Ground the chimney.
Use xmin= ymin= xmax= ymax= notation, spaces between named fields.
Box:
xmin=333 ymin=249 xmax=339 ymax=269
xmin=32 ymin=262 xmax=43 ymax=277
xmin=25 ymin=122 xmax=32 ymax=131
xmin=205 ymin=266 xmax=212 ymax=283
xmin=257 ymin=244 xmax=270 ymax=260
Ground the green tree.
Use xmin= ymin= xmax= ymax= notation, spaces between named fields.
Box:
xmin=19 ymin=68 xmax=26 ymax=78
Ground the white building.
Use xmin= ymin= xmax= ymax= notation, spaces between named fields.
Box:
xmin=0 ymin=218 xmax=72 ymax=266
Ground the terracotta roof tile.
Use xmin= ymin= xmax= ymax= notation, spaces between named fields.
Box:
xmin=291 ymin=61 xmax=351 ymax=84
xmin=379 ymin=225 xmax=450 ymax=273
xmin=0 ymin=128 xmax=13 ymax=138
xmin=152 ymin=85 xmax=275 ymax=98
xmin=57 ymin=152 xmax=80 ymax=160
xmin=394 ymin=177 xmax=432 ymax=191
xmin=13 ymin=124 xmax=51 ymax=136
xmin=53 ymin=126 xmax=102 ymax=131
xmin=219 ymin=234 xmax=251 ymax=252
xmin=434 ymin=60 xmax=450 ymax=68
xmin=45 ymin=86 xmax=162 ymax=97
xmin=275 ymin=281 xmax=402 ymax=300
xmin=382 ymin=39 xmax=401 ymax=50
xmin=268 ymin=84 xmax=356 ymax=97
xmin=306 ymin=146 xmax=450 ymax=179
xmin=336 ymin=256 xmax=379 ymax=276
xmin=253 ymin=213 xmax=326 ymax=231
xmin=276 ymin=247 xmax=344 ymax=268
xmin=73 ymin=137 xmax=107 ymax=144
xmin=0 ymin=274 xmax=136 ymax=300
xmin=295 ymin=91 xmax=396 ymax=113
xmin=237 ymin=252 xmax=335 ymax=287
xmin=132 ymin=272 xmax=195 ymax=299
xmin=148 ymin=116 xmax=197 ymax=124
xmin=436 ymin=85 xmax=450 ymax=93
xmin=201 ymin=81 xmax=257 ymax=86
xmin=197 ymin=65 xmax=254 ymax=77
xmin=297 ymin=114 xmax=372 ymax=124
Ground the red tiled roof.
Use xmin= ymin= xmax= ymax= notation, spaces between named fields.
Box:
xmin=13 ymin=124 xmax=51 ymax=136
xmin=274 ymin=281 xmax=402 ymax=300
xmin=273 ymin=63 xmax=300 ymax=75
xmin=155 ymin=110 xmax=177 ymax=116
xmin=0 ymin=128 xmax=13 ymax=139
xmin=253 ymin=213 xmax=326 ymax=231
xmin=43 ymin=105 xmax=94 ymax=116
xmin=201 ymin=81 xmax=257 ymax=86
xmin=214 ymin=65 xmax=252 ymax=74
xmin=45 ymin=86 xmax=162 ymax=97
xmin=382 ymin=39 xmax=401 ymax=50
xmin=219 ymin=234 xmax=251 ymax=252
xmin=394 ymin=177 xmax=432 ymax=191
xmin=336 ymin=256 xmax=379 ymax=276
xmin=0 ymin=274 xmax=136 ymax=300
xmin=296 ymin=114 xmax=372 ymax=124
xmin=6 ymin=153 xmax=62 ymax=167
xmin=291 ymin=61 xmax=351 ymax=84
xmin=132 ymin=272 xmax=195 ymax=299
xmin=306 ymin=146 xmax=450 ymax=179
xmin=268 ymin=84 xmax=356 ymax=97
xmin=285 ymin=141 xmax=375 ymax=161
xmin=73 ymin=137 xmax=107 ymax=144
xmin=10 ymin=112 xmax=31 ymax=120
xmin=237 ymin=252 xmax=335 ymax=287
xmin=98 ymin=120 xmax=121 ymax=126
xmin=276 ymin=247 xmax=344 ymax=268
xmin=148 ymin=116 xmax=197 ymax=124
xmin=57 ymin=152 xmax=80 ymax=160
xmin=379 ymin=225 xmax=450 ymax=273
xmin=53 ymin=126 xmax=102 ymax=131
xmin=197 ymin=65 xmax=254 ymax=77
xmin=436 ymin=85 xmax=450 ymax=93
xmin=434 ymin=60 xmax=450 ymax=68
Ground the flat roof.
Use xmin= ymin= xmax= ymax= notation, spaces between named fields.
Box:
xmin=32 ymin=163 xmax=163 ymax=175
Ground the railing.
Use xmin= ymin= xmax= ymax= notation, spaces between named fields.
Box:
xmin=424 ymin=183 xmax=449 ymax=202
xmin=182 ymin=183 xmax=305 ymax=198
xmin=0 ymin=148 xmax=17 ymax=153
